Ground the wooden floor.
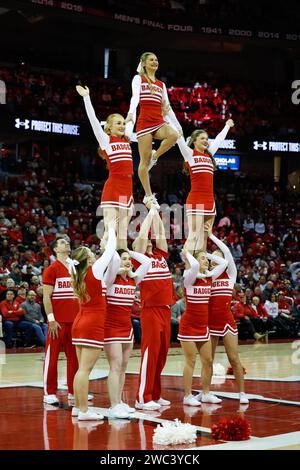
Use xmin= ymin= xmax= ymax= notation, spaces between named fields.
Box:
xmin=1 ymin=340 xmax=300 ymax=450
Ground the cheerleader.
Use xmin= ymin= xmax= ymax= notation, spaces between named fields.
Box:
xmin=178 ymin=249 xmax=227 ymax=406
xmin=126 ymin=52 xmax=182 ymax=208
xmin=132 ymin=207 xmax=176 ymax=410
xmin=70 ymin=226 xmax=116 ymax=421
xmin=208 ymin=233 xmax=249 ymax=404
xmin=76 ymin=85 xmax=133 ymax=250
xmin=176 ymin=119 xmax=234 ymax=252
xmin=103 ymin=249 xmax=151 ymax=419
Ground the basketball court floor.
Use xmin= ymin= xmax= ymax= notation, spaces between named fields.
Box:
xmin=1 ymin=340 xmax=300 ymax=450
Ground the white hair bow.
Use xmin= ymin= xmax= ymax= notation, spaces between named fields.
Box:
xmin=136 ymin=62 xmax=143 ymax=73
xmin=66 ymin=257 xmax=80 ymax=275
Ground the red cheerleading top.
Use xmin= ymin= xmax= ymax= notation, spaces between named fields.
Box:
xmin=209 ymin=271 xmax=234 ymax=315
xmin=106 ymin=275 xmax=136 ymax=314
xmin=102 ymin=135 xmax=133 ymax=176
xmin=185 ymin=277 xmax=212 ymax=314
xmin=188 ymin=149 xmax=214 ymax=198
xmin=80 ymin=266 xmax=106 ymax=310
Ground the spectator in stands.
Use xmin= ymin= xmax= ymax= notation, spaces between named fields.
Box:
xmin=15 ymin=284 xmax=27 ymax=304
xmin=233 ymin=292 xmax=265 ymax=340
xmin=262 ymin=281 xmax=276 ymax=302
xmin=243 ymin=216 xmax=255 ymax=232
xmin=255 ymin=217 xmax=266 ymax=235
xmin=21 ymin=290 xmax=47 ymax=346
xmin=131 ymin=290 xmax=142 ymax=344
xmin=171 ymin=287 xmax=185 ymax=343
xmin=56 ymin=210 xmax=70 ymax=229
xmin=9 ymin=264 xmax=23 ymax=286
xmin=1 ymin=290 xmax=33 ymax=348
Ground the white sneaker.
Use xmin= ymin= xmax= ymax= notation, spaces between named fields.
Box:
xmin=109 ymin=404 xmax=130 ymax=419
xmin=121 ymin=401 xmax=135 ymax=413
xmin=135 ymin=400 xmax=161 ymax=411
xmin=143 ymin=194 xmax=160 ymax=210
xmin=43 ymin=394 xmax=59 ymax=405
xmin=78 ymin=409 xmax=103 ymax=421
xmin=148 ymin=150 xmax=158 ymax=171
xmin=68 ymin=393 xmax=94 ymax=401
xmin=183 ymin=394 xmax=201 ymax=407
xmin=156 ymin=397 xmax=171 ymax=406
xmin=239 ymin=392 xmax=249 ymax=404
xmin=71 ymin=406 xmax=79 ymax=417
xmin=195 ymin=391 xmax=202 ymax=401
xmin=201 ymin=393 xmax=222 ymax=404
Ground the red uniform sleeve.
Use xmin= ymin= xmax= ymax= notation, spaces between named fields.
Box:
xmin=42 ymin=264 xmax=56 ymax=286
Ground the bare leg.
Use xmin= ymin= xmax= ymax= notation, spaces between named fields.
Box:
xmin=138 ymin=134 xmax=154 ymax=196
xmin=102 ymin=208 xmax=118 ymax=248
xmin=104 ymin=343 xmax=123 ymax=407
xmin=73 ymin=347 xmax=100 ymax=412
xmin=180 ymin=341 xmax=197 ymax=396
xmin=117 ymin=207 xmax=133 ymax=250
xmin=184 ymin=214 xmax=204 ymax=253
xmin=153 ymin=124 xmax=178 ymax=161
xmin=196 ymin=340 xmax=213 ymax=394
xmin=119 ymin=342 xmax=133 ymax=402
xmin=74 ymin=346 xmax=82 ymax=408
xmin=223 ymin=333 xmax=245 ymax=393
xmin=211 ymin=335 xmax=219 ymax=361
xmin=201 ymin=215 xmax=215 ymax=251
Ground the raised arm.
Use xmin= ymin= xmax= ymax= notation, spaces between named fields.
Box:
xmin=176 ymin=136 xmax=193 ymax=163
xmin=128 ymin=250 xmax=151 ymax=285
xmin=209 ymin=233 xmax=237 ymax=282
xmin=151 ymin=208 xmax=168 ymax=252
xmin=132 ymin=208 xmax=156 ymax=254
xmin=103 ymin=251 xmax=121 ymax=289
xmin=206 ymin=253 xmax=228 ymax=280
xmin=183 ymin=251 xmax=200 ymax=288
xmin=162 ymin=83 xmax=182 ymax=132
xmin=208 ymin=119 xmax=234 ymax=156
xmin=76 ymin=86 xmax=110 ymax=149
xmin=126 ymin=75 xmax=141 ymax=123
xmin=92 ymin=228 xmax=117 ymax=280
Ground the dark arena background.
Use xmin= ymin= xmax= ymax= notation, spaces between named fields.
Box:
xmin=0 ymin=0 xmax=300 ymax=459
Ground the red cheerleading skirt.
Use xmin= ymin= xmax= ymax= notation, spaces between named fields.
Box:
xmin=186 ymin=191 xmax=216 ymax=216
xmin=178 ymin=308 xmax=210 ymax=342
xmin=136 ymin=106 xmax=165 ymax=139
xmin=104 ymin=308 xmax=134 ymax=344
xmin=72 ymin=305 xmax=106 ymax=349
xmin=100 ymin=175 xmax=133 ymax=210
xmin=208 ymin=307 xmax=238 ymax=337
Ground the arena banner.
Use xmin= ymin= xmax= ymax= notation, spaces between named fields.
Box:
xmin=13 ymin=116 xmax=80 ymax=136
xmin=29 ymin=0 xmax=300 ymax=42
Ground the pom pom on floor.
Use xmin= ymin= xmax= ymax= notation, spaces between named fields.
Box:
xmin=211 ymin=417 xmax=251 ymax=441
xmin=153 ymin=419 xmax=197 ymax=446
xmin=226 ymin=366 xmax=247 ymax=375
xmin=213 ymin=363 xmax=226 ymax=376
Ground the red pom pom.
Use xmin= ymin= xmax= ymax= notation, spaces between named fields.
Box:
xmin=226 ymin=366 xmax=246 ymax=375
xmin=211 ymin=417 xmax=251 ymax=441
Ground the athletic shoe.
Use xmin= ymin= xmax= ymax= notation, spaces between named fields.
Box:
xmin=183 ymin=394 xmax=201 ymax=407
xmin=156 ymin=397 xmax=171 ymax=406
xmin=148 ymin=150 xmax=158 ymax=171
xmin=71 ymin=406 xmax=79 ymax=417
xmin=135 ymin=400 xmax=161 ymax=411
xmin=195 ymin=391 xmax=202 ymax=401
xmin=68 ymin=393 xmax=94 ymax=401
xmin=239 ymin=392 xmax=249 ymax=404
xmin=43 ymin=394 xmax=59 ymax=405
xmin=78 ymin=409 xmax=103 ymax=421
xmin=109 ymin=404 xmax=130 ymax=419
xmin=143 ymin=194 xmax=160 ymax=210
xmin=121 ymin=402 xmax=135 ymax=413
xmin=201 ymin=393 xmax=222 ymax=404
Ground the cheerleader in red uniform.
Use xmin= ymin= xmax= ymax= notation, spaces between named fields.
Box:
xmin=103 ymin=249 xmax=151 ymax=419
xmin=208 ymin=233 xmax=249 ymax=404
xmin=132 ymin=207 xmax=176 ymax=410
xmin=178 ymin=249 xmax=227 ymax=406
xmin=76 ymin=85 xmax=134 ymax=250
xmin=126 ymin=52 xmax=182 ymax=208
xmin=177 ymin=119 xmax=234 ymax=252
xmin=70 ymin=226 xmax=116 ymax=421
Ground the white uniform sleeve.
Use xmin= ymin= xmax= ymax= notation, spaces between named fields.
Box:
xmin=162 ymin=83 xmax=182 ymax=131
xmin=128 ymin=75 xmax=141 ymax=115
xmin=177 ymin=136 xmax=193 ymax=163
xmin=124 ymin=121 xmax=134 ymax=140
xmin=209 ymin=233 xmax=237 ymax=282
xmin=128 ymin=250 xmax=151 ymax=286
xmin=183 ymin=252 xmax=200 ymax=288
xmin=208 ymin=124 xmax=230 ymax=156
xmin=206 ymin=253 xmax=228 ymax=281
xmin=83 ymin=95 xmax=110 ymax=150
xmin=103 ymin=251 xmax=121 ymax=289
xmin=92 ymin=228 xmax=116 ymax=280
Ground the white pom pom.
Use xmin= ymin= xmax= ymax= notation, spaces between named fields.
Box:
xmin=213 ymin=363 xmax=226 ymax=376
xmin=153 ymin=419 xmax=197 ymax=446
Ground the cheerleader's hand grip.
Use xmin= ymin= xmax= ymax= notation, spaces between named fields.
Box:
xmin=76 ymin=85 xmax=89 ymax=96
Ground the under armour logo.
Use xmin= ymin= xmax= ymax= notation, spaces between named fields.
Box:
xmin=15 ymin=118 xmax=30 ymax=129
xmin=253 ymin=141 xmax=267 ymax=150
